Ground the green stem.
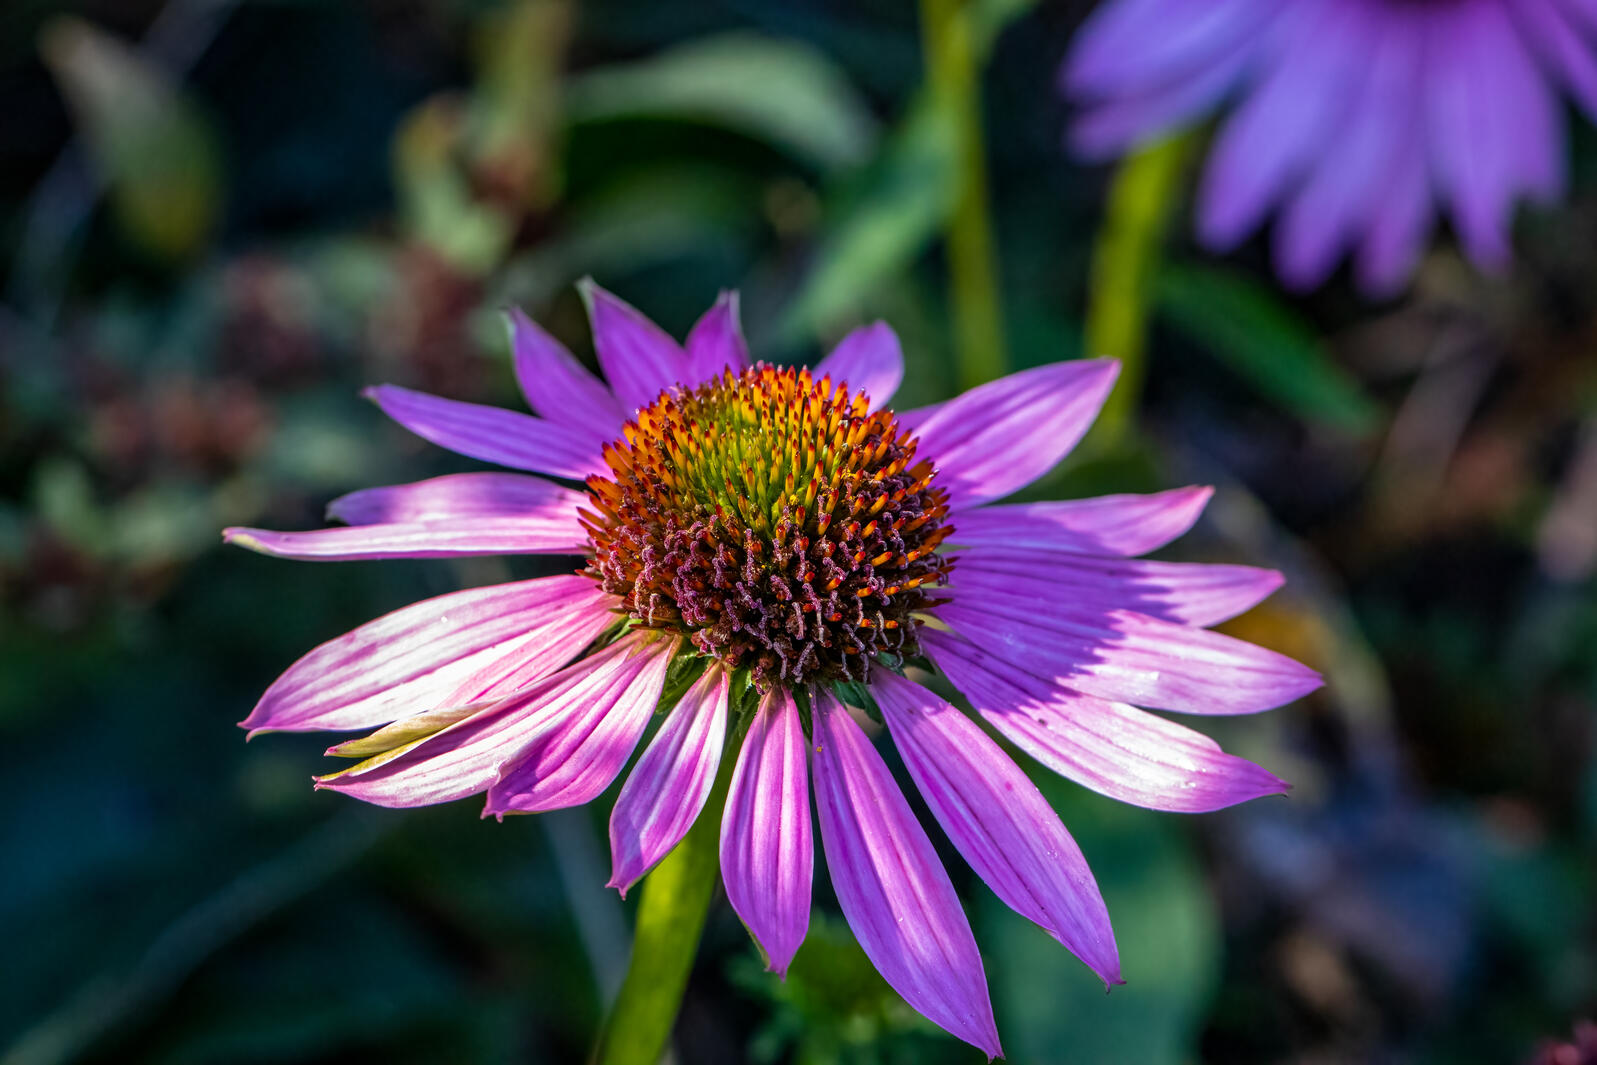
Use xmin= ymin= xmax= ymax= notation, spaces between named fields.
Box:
xmin=594 ymin=757 xmax=734 ymax=1065
xmin=920 ymin=0 xmax=1007 ymax=391
xmin=1082 ymin=133 xmax=1193 ymax=452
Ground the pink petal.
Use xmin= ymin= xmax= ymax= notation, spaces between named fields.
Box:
xmin=242 ymin=574 xmax=614 ymax=735
xmin=607 ymin=664 xmax=730 ymax=897
xmin=580 ymin=280 xmax=686 ymax=413
xmin=321 ymin=634 xmax=671 ymax=809
xmin=871 ymin=670 xmax=1121 ymax=986
xmin=483 ymin=637 xmax=679 ymax=816
xmin=812 ymin=322 xmax=904 ymax=412
xmin=811 ymin=691 xmax=1001 ymax=1058
xmin=900 ymin=360 xmax=1120 ymax=510
xmin=365 ymin=384 xmax=606 ymax=481
xmin=506 ymin=307 xmax=627 ymax=436
xmin=223 ymin=517 xmax=585 ymax=561
xmin=945 ymin=554 xmax=1283 ymax=627
xmin=720 ymin=686 xmax=814 ymax=977
xmin=924 ymin=629 xmax=1290 ymax=813
xmin=327 ymin=472 xmax=587 ymax=526
xmin=933 ymin=601 xmax=1322 ymax=716
xmin=682 ymin=291 xmax=751 ymax=387
xmin=948 ymin=487 xmax=1212 ymax=557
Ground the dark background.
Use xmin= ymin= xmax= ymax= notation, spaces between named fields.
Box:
xmin=2 ymin=2 xmax=1594 ymax=1063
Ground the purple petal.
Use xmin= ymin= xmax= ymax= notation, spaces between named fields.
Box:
xmin=948 ymin=486 xmax=1212 ymax=557
xmin=900 ymin=360 xmax=1120 ymax=510
xmin=1064 ymin=0 xmax=1270 ymax=99
xmin=483 ymin=637 xmax=678 ymax=816
xmin=812 ymin=322 xmax=904 ymax=412
xmin=242 ymin=574 xmax=614 ymax=735
xmin=1354 ymin=83 xmax=1433 ymax=297
xmin=720 ymin=686 xmax=814 ymax=977
xmin=506 ymin=307 xmax=627 ymax=436
xmin=933 ymin=601 xmax=1322 ymax=716
xmin=925 ymin=629 xmax=1290 ymax=813
xmin=811 ymin=691 xmax=1001 ymax=1058
xmin=327 ymin=472 xmax=587 ymax=526
xmin=321 ymin=634 xmax=671 ymax=809
xmin=1516 ymin=0 xmax=1597 ymax=121
xmin=365 ymin=384 xmax=606 ymax=481
xmin=871 ymin=670 xmax=1122 ymax=986
xmin=1556 ymin=0 xmax=1597 ymax=36
xmin=682 ymin=291 xmax=751 ymax=387
xmin=608 ymin=664 xmax=730 ymax=897
xmin=580 ymin=280 xmax=685 ymax=413
xmin=945 ymin=554 xmax=1283 ymax=627
xmin=223 ymin=516 xmax=586 ymax=561
xmin=1069 ymin=45 xmax=1254 ymax=160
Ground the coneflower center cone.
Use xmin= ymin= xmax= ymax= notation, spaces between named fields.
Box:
xmin=581 ymin=364 xmax=952 ymax=688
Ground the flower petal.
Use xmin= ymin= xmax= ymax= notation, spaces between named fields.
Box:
xmin=924 ymin=629 xmax=1290 ymax=813
xmin=580 ymin=280 xmax=686 ymax=413
xmin=484 ymin=637 xmax=678 ymax=816
xmin=900 ymin=360 xmax=1120 ymax=509
xmin=948 ymin=487 xmax=1212 ymax=557
xmin=223 ymin=517 xmax=585 ymax=561
xmin=945 ymin=553 xmax=1283 ymax=627
xmin=682 ymin=291 xmax=751 ymax=386
xmin=812 ymin=322 xmax=904 ymax=412
xmin=1064 ymin=0 xmax=1270 ymax=99
xmin=934 ymin=601 xmax=1322 ymax=716
xmin=1516 ymin=0 xmax=1597 ymax=122
xmin=1069 ymin=44 xmax=1255 ymax=159
xmin=365 ymin=384 xmax=605 ymax=481
xmin=506 ymin=307 xmax=626 ymax=435
xmin=327 ymin=472 xmax=587 ymax=526
xmin=871 ymin=670 xmax=1121 ymax=986
xmin=608 ymin=663 xmax=730 ymax=897
xmin=242 ymin=574 xmax=614 ymax=735
xmin=720 ymin=686 xmax=814 ymax=977
xmin=811 ymin=691 xmax=1001 ymax=1058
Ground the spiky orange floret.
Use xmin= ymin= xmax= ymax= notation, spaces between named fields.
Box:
xmin=581 ymin=363 xmax=952 ymax=688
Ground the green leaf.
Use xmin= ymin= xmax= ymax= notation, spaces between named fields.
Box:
xmin=566 ymin=33 xmax=880 ymax=173
xmin=1157 ymin=265 xmax=1380 ymax=432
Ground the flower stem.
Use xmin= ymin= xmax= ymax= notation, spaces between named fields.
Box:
xmin=920 ymin=0 xmax=1007 ymax=391
xmin=594 ymin=761 xmax=733 ymax=1065
xmin=1082 ymin=133 xmax=1194 ymax=452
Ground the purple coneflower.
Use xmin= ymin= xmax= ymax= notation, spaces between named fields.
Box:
xmin=1063 ymin=0 xmax=1597 ymax=294
xmin=227 ymin=283 xmax=1319 ymax=1057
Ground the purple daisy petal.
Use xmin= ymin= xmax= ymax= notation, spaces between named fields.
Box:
xmin=365 ymin=384 xmax=606 ymax=481
xmin=682 ymin=290 xmax=751 ymax=387
xmin=1065 ymin=0 xmax=1269 ymax=99
xmin=1557 ymin=0 xmax=1597 ymax=35
xmin=326 ymin=472 xmax=587 ymax=526
xmin=935 ymin=601 xmax=1322 ymax=716
xmin=945 ymin=554 xmax=1284 ymax=628
xmin=607 ymin=663 xmax=730 ymax=897
xmin=870 ymin=670 xmax=1122 ymax=987
xmin=925 ymin=629 xmax=1290 ymax=813
xmin=580 ymin=279 xmax=686 ymax=413
xmin=900 ymin=359 xmax=1120 ymax=510
xmin=241 ymin=574 xmax=614 ymax=736
xmin=1516 ymin=0 xmax=1597 ymax=120
xmin=1070 ymin=44 xmax=1256 ymax=160
xmin=812 ymin=322 xmax=904 ymax=412
xmin=506 ymin=307 xmax=627 ymax=436
xmin=720 ymin=686 xmax=813 ymax=978
xmin=811 ymin=691 xmax=1002 ymax=1058
xmin=949 ymin=486 xmax=1212 ymax=558
xmin=222 ymin=515 xmax=586 ymax=561
xmin=1354 ymin=87 xmax=1434 ymax=297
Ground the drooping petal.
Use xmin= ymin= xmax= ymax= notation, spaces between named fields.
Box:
xmin=483 ymin=637 xmax=679 ymax=816
xmin=948 ymin=487 xmax=1212 ymax=557
xmin=241 ymin=574 xmax=614 ymax=735
xmin=924 ymin=629 xmax=1290 ymax=813
xmin=682 ymin=291 xmax=751 ymax=387
xmin=934 ymin=601 xmax=1322 ymax=716
xmin=580 ymin=280 xmax=686 ymax=413
xmin=720 ymin=686 xmax=813 ymax=977
xmin=327 ymin=472 xmax=587 ymax=526
xmin=811 ymin=691 xmax=1001 ymax=1058
xmin=365 ymin=384 xmax=606 ymax=481
xmin=900 ymin=360 xmax=1120 ymax=510
xmin=1070 ymin=42 xmax=1256 ymax=159
xmin=608 ymin=664 xmax=730 ymax=897
xmin=812 ymin=322 xmax=904 ymax=412
xmin=945 ymin=554 xmax=1283 ymax=627
xmin=223 ymin=517 xmax=586 ymax=561
xmin=506 ymin=307 xmax=627 ymax=436
xmin=870 ymin=670 xmax=1121 ymax=986
xmin=1354 ymin=75 xmax=1433 ymax=297
xmin=1516 ymin=0 xmax=1597 ymax=121
xmin=319 ymin=634 xmax=672 ymax=809
xmin=1065 ymin=0 xmax=1270 ymax=99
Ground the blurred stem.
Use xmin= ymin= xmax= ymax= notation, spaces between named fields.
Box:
xmin=920 ymin=0 xmax=1007 ymax=390
xmin=594 ymin=755 xmax=735 ymax=1065
xmin=1082 ymin=133 xmax=1194 ymax=452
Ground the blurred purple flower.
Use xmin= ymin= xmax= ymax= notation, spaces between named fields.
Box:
xmin=1063 ymin=0 xmax=1597 ymax=294
xmin=227 ymin=282 xmax=1320 ymax=1056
